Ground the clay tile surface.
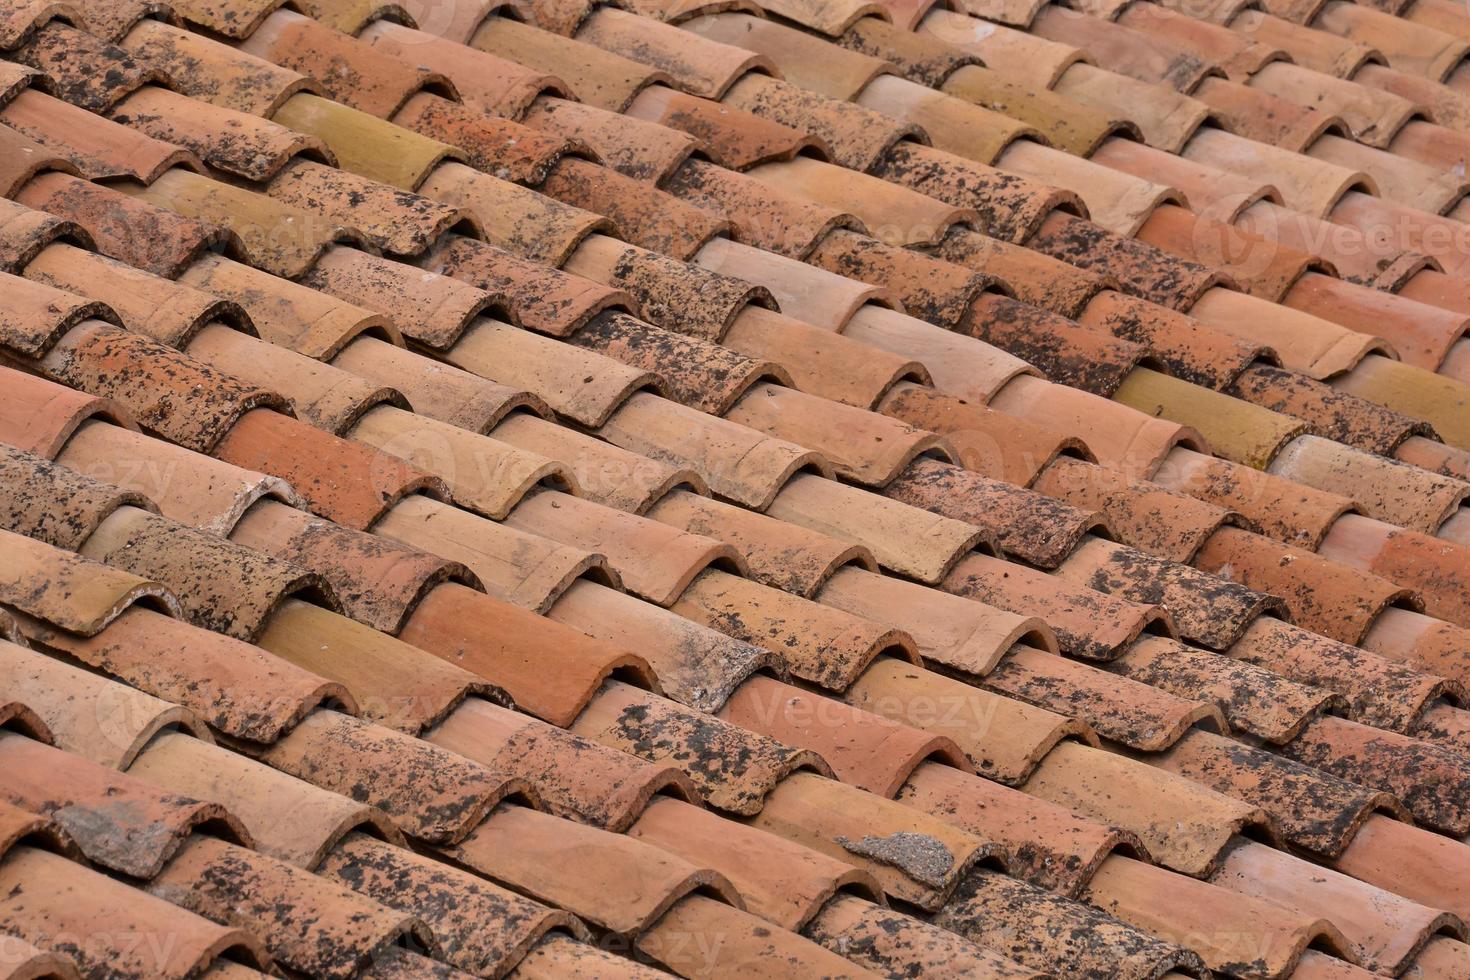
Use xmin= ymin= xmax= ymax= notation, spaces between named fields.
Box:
xmin=580 ymin=8 xmax=774 ymax=99
xmin=0 ymin=443 xmax=153 ymax=554
xmin=520 ymin=95 xmax=699 ymax=183
xmin=16 ymin=171 xmax=237 ymax=278
xmin=0 ymin=732 xmax=248 ymax=877
xmin=540 ymin=157 xmax=729 ymax=260
xmin=11 ymin=21 xmax=165 ymax=112
xmin=0 ymin=365 xmax=134 ymax=461
xmin=0 ymin=526 xmax=181 ymax=634
xmin=394 ymin=93 xmax=584 ymax=186
xmin=0 ymin=195 xmax=90 ymax=274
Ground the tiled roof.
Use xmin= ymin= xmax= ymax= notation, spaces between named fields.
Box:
xmin=4 ymin=0 xmax=1470 ymax=976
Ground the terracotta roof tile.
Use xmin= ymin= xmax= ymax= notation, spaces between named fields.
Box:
xmin=1227 ymin=363 xmax=1430 ymax=455
xmin=420 ymin=161 xmax=611 ymax=265
xmin=149 ymin=834 xmax=432 ymax=979
xmin=944 ymin=550 xmax=1172 ymax=661
xmin=442 ymin=801 xmax=738 ymax=935
xmin=365 ymin=21 xmax=561 ymax=117
xmin=1077 ymin=289 xmax=1266 ymax=390
xmin=267 ymin=161 xmax=473 ymax=256
xmin=1027 ymin=210 xmax=1223 ymax=310
xmin=0 ymin=731 xmax=248 ymax=876
xmin=580 ymin=7 xmax=773 ymax=99
xmin=0 ymin=442 xmax=154 ymax=552
xmin=394 ymin=93 xmax=587 ymax=185
xmin=0 ymin=196 xmax=91 ymax=274
xmin=0 ymin=638 xmax=204 ymax=769
xmin=271 ymin=92 xmax=460 ymax=190
xmin=0 ymin=845 xmax=269 ymax=978
xmin=0 ymin=271 xmax=115 ymax=358
xmin=11 ymin=21 xmax=165 ymax=111
xmin=961 ymin=292 xmax=1150 ymax=397
xmin=935 ymin=868 xmax=1206 ymax=979
xmin=519 ymin=94 xmax=699 ymax=182
xmin=4 ymin=87 xmax=200 ymax=184
xmin=24 ymin=601 xmax=352 ymax=743
xmin=473 ymin=15 xmax=669 ymax=112
xmin=0 ymin=526 xmax=181 ymax=633
xmin=0 ymin=122 xmax=73 ymax=199
xmin=667 ymin=159 xmax=858 ymax=257
xmin=1111 ymin=634 xmax=1342 ymax=743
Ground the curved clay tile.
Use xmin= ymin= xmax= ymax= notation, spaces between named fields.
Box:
xmin=579 ymin=7 xmax=775 ymax=99
xmin=0 ymin=271 xmax=115 ymax=359
xmin=650 ymin=489 xmax=872 ymax=595
xmin=673 ymin=164 xmax=858 ymax=263
xmin=301 ymin=248 xmax=492 ymax=351
xmin=1271 ymin=434 xmax=1468 ymax=533
xmin=521 ymin=95 xmax=699 ymax=183
xmin=1230 ymin=9 xmax=1376 ymax=76
xmin=320 ymin=832 xmax=587 ymax=977
xmin=399 ymin=579 xmax=653 ymax=725
xmin=932 ymin=228 xmax=1114 ymax=319
xmin=1120 ymin=2 xmax=1285 ymax=81
xmin=268 ymin=161 xmax=473 ymax=256
xmin=79 ymin=505 xmax=337 ymax=641
xmin=541 ymin=157 xmax=729 ymax=259
xmin=443 ymin=802 xmax=739 ymax=937
xmin=901 ymin=760 xmax=1142 ymax=898
xmin=258 ymin=708 xmax=523 ymax=844
xmin=940 ymin=870 xmax=1202 ymax=978
xmin=1230 ymin=616 xmax=1453 ymax=733
xmin=0 ymin=526 xmax=181 ymax=634
xmin=348 ymin=406 xmax=576 ymax=518
xmin=1028 ymin=211 xmax=1222 ymax=310
xmin=633 ymin=797 xmax=881 ymax=931
xmin=11 ymin=21 xmax=167 ymax=112
xmin=1228 ymin=363 xmax=1430 ymax=456
xmin=985 ymin=646 xmax=1226 ymax=751
xmin=131 ymin=730 xmax=407 ymax=866
xmin=492 ymin=413 xmax=701 ymax=513
xmin=725 ymin=74 xmax=921 ymax=172
xmin=1138 ymin=204 xmax=1327 ymax=304
xmin=1113 ymin=368 xmax=1307 ymax=470
xmin=0 ymin=921 xmax=82 ymax=980
xmin=721 ymin=675 xmax=970 ymax=796
xmin=364 ymin=21 xmax=563 ymax=118
xmin=147 ymin=834 xmax=435 ymax=980
xmin=268 ymin=94 xmax=458 ymax=194
xmin=1402 ymin=937 xmax=1470 ymax=978
xmin=395 ymin=0 xmax=509 ymax=43
xmin=1210 ymin=839 xmax=1461 ymax=975
xmin=1153 ymin=446 xmax=1352 ymax=551
xmin=230 ymin=499 xmax=472 ymax=633
xmin=1311 ymin=134 xmax=1468 ymax=214
xmin=550 ymin=580 xmax=778 ymax=712
xmin=1109 ymin=634 xmax=1342 ymax=743
xmin=631 ymin=87 xmax=826 ymax=172
xmin=472 ymin=15 xmax=670 ymax=112
xmin=0 ymin=365 xmax=135 ymax=461
xmin=698 ymin=12 xmax=888 ymax=101
xmin=1316 ymin=0 xmax=1468 ymax=81
xmin=0 ymin=442 xmax=155 ymax=551
xmin=884 ymin=457 xmax=1105 ymax=569
xmin=1085 ymin=853 xmax=1349 ymax=980
xmin=726 ymin=307 xmax=922 ymax=409
xmin=1055 ymin=62 xmax=1213 ymax=152
xmin=962 ymin=293 xmax=1150 ymax=398
xmin=55 ymin=419 xmax=297 ymax=537
xmin=42 ymin=323 xmax=288 ymax=455
xmin=1193 ymin=75 xmax=1343 ymax=153
xmin=1333 ymin=353 xmax=1470 ymax=450
xmin=1026 ymin=740 xmax=1277 ymax=876
xmin=506 ymin=487 xmax=742 ymax=605
xmin=1321 ymin=517 xmax=1470 ymax=628
xmin=944 ymin=551 xmax=1173 ymax=660
xmin=1194 ymin=524 xmax=1420 ymax=645
xmin=702 ymin=240 xmax=888 ymax=332
xmin=0 ymin=732 xmax=249 ymax=877
xmin=0 ymin=846 xmax=270 ymax=979
xmin=840 ymin=14 xmax=980 ymax=89
xmin=1033 ymin=455 xmax=1233 ymax=564
xmin=219 ymin=405 xmax=435 ymax=523
xmin=0 ymin=640 xmax=206 ymax=770
xmin=598 ymin=391 xmax=826 ymax=507
xmin=1250 ymin=62 xmax=1417 ymax=149
xmin=988 ymin=374 xmax=1201 ymax=478
xmin=447 ymin=320 xmax=655 ymax=425
xmin=746 ymin=770 xmax=1001 ymax=910
xmin=1077 ymin=290 xmax=1265 ymax=390
xmin=812 ymin=230 xmax=995 ymax=328
xmin=808 ymin=895 xmax=1050 ymax=978
xmin=4 ymin=88 xmax=199 ymax=185
xmin=1290 ymin=273 xmax=1469 ymax=373
xmin=0 ymin=195 xmax=91 ymax=274
xmin=1332 ymin=812 xmax=1470 ymax=927
xmin=727 ymin=382 xmax=954 ymax=486
xmin=845 ymin=658 xmax=1094 ymax=784
xmin=566 ymin=236 xmax=773 ymax=340
xmin=375 ymin=495 xmax=613 ymax=611
xmin=1058 ymin=536 xmax=1286 ymax=650
xmin=28 ymin=601 xmax=353 ymax=742
xmin=768 ymin=473 xmax=986 ymax=582
xmin=573 ymin=679 xmax=829 ymax=813
xmin=877 ymin=382 xmax=1090 ymax=487
xmin=819 ymin=565 xmax=1054 ymax=676
xmin=1154 ymin=729 xmax=1403 ymax=859
xmin=512 ymin=931 xmax=669 ymax=977
xmin=420 ymin=161 xmax=611 ymax=266
xmin=430 ymin=697 xmax=693 ymax=829
xmin=874 ymin=141 xmax=1082 ymax=244
xmin=758 ymin=0 xmax=891 ymax=34
xmin=1032 ymin=6 xmax=1215 ymax=93
xmin=240 ymin=9 xmax=455 ymax=118
xmin=394 ymin=94 xmax=586 ymax=186
xmin=423 ymin=234 xmax=631 ymax=337
xmin=121 ymin=19 xmax=310 ymax=117
xmin=0 ymin=122 xmax=74 ymax=200
xmin=674 ymin=567 xmax=916 ymax=689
